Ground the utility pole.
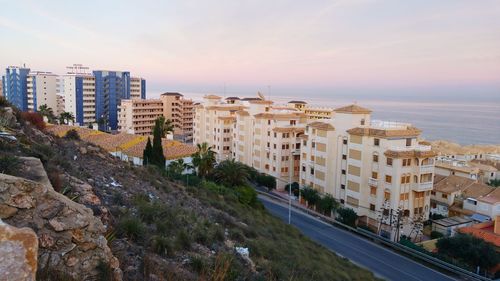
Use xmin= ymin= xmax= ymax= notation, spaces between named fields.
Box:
xmin=288 ymin=154 xmax=292 ymax=224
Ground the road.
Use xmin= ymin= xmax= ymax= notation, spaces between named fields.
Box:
xmin=259 ymin=195 xmax=456 ymax=281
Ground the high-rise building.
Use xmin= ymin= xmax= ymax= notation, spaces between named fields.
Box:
xmin=288 ymin=100 xmax=334 ymax=120
xmin=118 ymin=99 xmax=164 ymax=135
xmin=93 ymin=70 xmax=131 ymax=131
xmin=26 ymin=71 xmax=59 ymax=112
xmin=160 ymin=93 xmax=194 ymax=142
xmin=0 ymin=79 xmax=3 ymax=97
xmin=130 ymin=77 xmax=146 ymax=99
xmin=2 ymin=66 xmax=31 ymax=111
xmin=61 ymin=65 xmax=96 ymax=126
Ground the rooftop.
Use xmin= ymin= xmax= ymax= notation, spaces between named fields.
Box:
xmin=432 ymin=216 xmax=473 ymax=227
xmin=334 ymin=104 xmax=372 ymax=114
xmin=288 ymin=100 xmax=307 ymax=104
xmin=458 ymin=221 xmax=500 ymax=247
xmin=162 ymin=92 xmax=183 ymax=97
xmin=433 ymin=175 xmax=476 ymax=194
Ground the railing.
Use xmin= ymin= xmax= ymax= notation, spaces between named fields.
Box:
xmin=419 ymin=164 xmax=434 ymax=174
xmin=412 ymin=181 xmax=433 ymax=191
xmin=256 ymin=190 xmax=491 ymax=281
xmin=369 ymin=177 xmax=378 ymax=187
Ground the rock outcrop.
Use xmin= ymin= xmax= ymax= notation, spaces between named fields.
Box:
xmin=0 ymin=219 xmax=38 ymax=281
xmin=0 ymin=157 xmax=122 ymax=280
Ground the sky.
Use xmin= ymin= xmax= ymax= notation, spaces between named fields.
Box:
xmin=1 ymin=0 xmax=500 ymax=99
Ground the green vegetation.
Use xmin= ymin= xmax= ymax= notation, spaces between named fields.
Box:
xmin=58 ymin=111 xmax=75 ymax=125
xmin=336 ymin=207 xmax=358 ymax=227
xmin=142 ymin=117 xmax=166 ymax=168
xmin=0 ymin=155 xmax=20 ymax=175
xmin=192 ymin=142 xmax=216 ymax=178
xmin=20 ymin=111 xmax=45 ymax=130
xmin=156 ymin=116 xmax=174 ymax=137
xmin=430 ymin=230 xmax=444 ymax=239
xmin=142 ymin=137 xmax=153 ymax=166
xmin=436 ymin=233 xmax=499 ymax=271
xmin=38 ymin=105 xmax=56 ymax=123
xmin=488 ymin=179 xmax=500 ymax=187
xmin=213 ymin=159 xmax=250 ymax=187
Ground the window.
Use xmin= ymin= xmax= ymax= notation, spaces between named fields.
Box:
xmin=273 ymin=144 xmax=277 ymax=149
xmin=302 ymin=166 xmax=306 ymax=172
xmin=290 ymin=120 xmax=296 ymax=125
xmin=343 ymin=139 xmax=348 ymax=145
xmin=385 ymin=175 xmax=392 ymax=183
xmin=373 ymin=154 xmax=379 ymax=162
xmin=312 ymin=142 xmax=316 ymax=148
xmin=371 ymin=172 xmax=378 ymax=179
xmin=406 ymin=138 xmax=412 ymax=147
xmin=274 ymin=132 xmax=277 ymax=138
xmin=370 ymin=186 xmax=377 ymax=195
xmin=265 ymin=164 xmax=269 ymax=170
xmin=402 ymin=158 xmax=412 ymax=166
xmin=403 ymin=210 xmax=410 ymax=217
xmin=374 ymin=138 xmax=380 ymax=146
xmin=442 ymin=194 xmax=448 ymax=199
xmin=340 ymin=199 xmax=345 ymax=204
xmin=268 ymin=120 xmax=271 ymax=125
xmin=266 ymin=152 xmax=270 ymax=159
xmin=310 ymin=168 xmax=315 ymax=175
xmin=341 ymin=184 xmax=345 ymax=190
xmin=384 ymin=191 xmax=391 ymax=201
xmin=386 ymin=157 xmax=393 ymax=166
xmin=267 ymin=142 xmax=270 ymax=148
xmin=342 ymin=154 xmax=347 ymax=160
xmin=431 ymin=202 xmax=437 ymax=208
xmin=341 ymin=169 xmax=346 ymax=175
xmin=400 ymin=175 xmax=410 ymax=184
xmin=361 ymin=119 xmax=365 ymax=125
xmin=267 ymin=131 xmax=270 ymax=136
xmin=370 ymin=204 xmax=375 ymax=211
xmin=400 ymin=193 xmax=409 ymax=200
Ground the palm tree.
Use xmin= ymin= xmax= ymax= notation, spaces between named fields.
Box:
xmin=38 ymin=105 xmax=55 ymax=123
xmin=167 ymin=158 xmax=191 ymax=176
xmin=58 ymin=112 xmax=75 ymax=125
xmin=213 ymin=159 xmax=250 ymax=187
xmin=191 ymin=142 xmax=216 ymax=179
xmin=156 ymin=116 xmax=174 ymax=137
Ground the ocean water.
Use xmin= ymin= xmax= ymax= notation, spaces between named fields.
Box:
xmin=152 ymin=91 xmax=500 ymax=145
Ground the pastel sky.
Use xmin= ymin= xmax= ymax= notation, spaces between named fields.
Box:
xmin=1 ymin=0 xmax=500 ymax=98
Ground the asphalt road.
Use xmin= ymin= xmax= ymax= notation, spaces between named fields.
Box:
xmin=259 ymin=195 xmax=456 ymax=281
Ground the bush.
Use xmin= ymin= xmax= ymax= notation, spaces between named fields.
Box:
xmin=430 ymin=231 xmax=444 ymax=239
xmin=20 ymin=112 xmax=45 ymax=130
xmin=336 ymin=207 xmax=358 ymax=227
xmin=96 ymin=260 xmax=113 ymax=281
xmin=0 ymin=96 xmax=10 ymax=107
xmin=150 ymin=235 xmax=173 ymax=257
xmin=301 ymin=187 xmax=320 ymax=207
xmin=64 ymin=129 xmax=80 ymax=140
xmin=190 ymin=255 xmax=207 ymax=274
xmin=236 ymin=186 xmax=258 ymax=206
xmin=117 ymin=216 xmax=145 ymax=241
xmin=0 ymin=155 xmax=20 ymax=175
xmin=176 ymin=229 xmax=191 ymax=250
xmin=255 ymin=173 xmax=276 ymax=191
xmin=284 ymin=182 xmax=300 ymax=197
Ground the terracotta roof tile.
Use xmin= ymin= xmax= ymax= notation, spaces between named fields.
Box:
xmin=334 ymin=104 xmax=372 ymax=114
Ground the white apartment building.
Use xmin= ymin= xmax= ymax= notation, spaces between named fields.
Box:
xmin=26 ymin=71 xmax=59 ymax=112
xmin=130 ymin=77 xmax=146 ymax=99
xmin=61 ymin=74 xmax=96 ymax=126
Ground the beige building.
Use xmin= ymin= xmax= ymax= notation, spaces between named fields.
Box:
xmin=118 ymin=99 xmax=164 ymax=135
xmin=288 ymin=100 xmax=334 ymax=120
xmin=160 ymin=93 xmax=194 ymax=142
xmin=118 ymin=92 xmax=195 ymax=140
xmin=26 ymin=71 xmax=59 ymax=112
xmin=56 ymin=94 xmax=65 ymax=116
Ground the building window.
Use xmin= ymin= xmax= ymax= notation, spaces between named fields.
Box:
xmin=342 ymin=154 xmax=347 ymax=160
xmin=374 ymin=138 xmax=380 ymax=146
xmin=384 ymin=191 xmax=391 ymax=201
xmin=341 ymin=169 xmax=346 ymax=175
xmin=312 ymin=142 xmax=316 ymax=148
xmin=290 ymin=120 xmax=296 ymax=125
xmin=361 ymin=119 xmax=365 ymax=125
xmin=403 ymin=210 xmax=410 ymax=217
xmin=310 ymin=168 xmax=315 ymax=175
xmin=302 ymin=166 xmax=306 ymax=172
xmin=343 ymin=139 xmax=348 ymax=145
xmin=340 ymin=199 xmax=345 ymax=204
xmin=371 ymin=171 xmax=378 ymax=179
xmin=442 ymin=194 xmax=448 ymax=199
xmin=373 ymin=154 xmax=379 ymax=163
xmin=406 ymin=138 xmax=412 ymax=147
xmin=385 ymin=175 xmax=392 ymax=183
xmin=386 ymin=157 xmax=393 ymax=166
xmin=370 ymin=204 xmax=375 ymax=211
xmin=341 ymin=184 xmax=345 ymax=190
xmin=274 ymin=132 xmax=277 ymax=138
xmin=402 ymin=158 xmax=412 ymax=166
xmin=268 ymin=120 xmax=271 ymax=125
xmin=370 ymin=186 xmax=376 ymax=195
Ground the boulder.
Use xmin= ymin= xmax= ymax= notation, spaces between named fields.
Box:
xmin=0 ymin=157 xmax=122 ymax=280
xmin=0 ymin=219 xmax=38 ymax=281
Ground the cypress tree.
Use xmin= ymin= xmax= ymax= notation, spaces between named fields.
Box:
xmin=152 ymin=118 xmax=166 ymax=167
xmin=143 ymin=137 xmax=153 ymax=165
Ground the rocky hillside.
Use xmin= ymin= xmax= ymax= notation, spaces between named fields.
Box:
xmin=0 ymin=104 xmax=378 ymax=280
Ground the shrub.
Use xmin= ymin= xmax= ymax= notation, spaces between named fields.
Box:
xmin=136 ymin=201 xmax=165 ymax=224
xmin=316 ymin=194 xmax=339 ymax=216
xmin=117 ymin=216 xmax=145 ymax=241
xmin=430 ymin=231 xmax=444 ymax=239
xmin=336 ymin=207 xmax=358 ymax=227
xmin=236 ymin=186 xmax=258 ymax=206
xmin=176 ymin=229 xmax=192 ymax=250
xmin=190 ymin=255 xmax=206 ymax=274
xmin=301 ymin=187 xmax=320 ymax=206
xmin=0 ymin=96 xmax=10 ymax=107
xmin=96 ymin=260 xmax=113 ymax=281
xmin=0 ymin=155 xmax=20 ymax=175
xmin=150 ymin=235 xmax=173 ymax=257
xmin=20 ymin=111 xmax=45 ymax=130
xmin=64 ymin=129 xmax=80 ymax=140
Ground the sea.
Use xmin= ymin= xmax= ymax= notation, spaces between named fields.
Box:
xmin=151 ymin=91 xmax=500 ymax=145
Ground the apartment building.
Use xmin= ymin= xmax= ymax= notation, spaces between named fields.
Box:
xmin=130 ymin=77 xmax=146 ymax=99
xmin=2 ymin=66 xmax=30 ymax=111
xmin=160 ymin=93 xmax=194 ymax=142
xmin=61 ymin=70 xmax=96 ymax=126
xmin=288 ymin=100 xmax=334 ymax=120
xmin=0 ymin=79 xmax=3 ymax=97
xmin=193 ymin=95 xmax=246 ymax=161
xmin=118 ymin=99 xmax=164 ymax=135
xmin=56 ymin=94 xmax=65 ymax=116
xmin=26 ymin=71 xmax=59 ymax=112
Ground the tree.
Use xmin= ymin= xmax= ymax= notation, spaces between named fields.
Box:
xmin=301 ymin=187 xmax=320 ymax=207
xmin=167 ymin=158 xmax=191 ymax=176
xmin=38 ymin=105 xmax=55 ymax=123
xmin=255 ymin=173 xmax=276 ymax=191
xmin=158 ymin=116 xmax=175 ymax=137
xmin=150 ymin=119 xmax=166 ymax=168
xmin=285 ymin=182 xmax=300 ymax=197
xmin=317 ymin=194 xmax=339 ymax=216
xmin=213 ymin=159 xmax=250 ymax=187
xmin=436 ymin=233 xmax=499 ymax=271
xmin=191 ymin=142 xmax=216 ymax=179
xmin=143 ymin=137 xmax=153 ymax=165
xmin=58 ymin=111 xmax=75 ymax=125
xmin=336 ymin=207 xmax=358 ymax=227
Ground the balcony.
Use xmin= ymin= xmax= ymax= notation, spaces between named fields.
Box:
xmin=412 ymin=181 xmax=433 ymax=191
xmin=419 ymin=164 xmax=434 ymax=174
xmin=369 ymin=178 xmax=378 ymax=187
xmin=389 ymin=145 xmax=432 ymax=152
